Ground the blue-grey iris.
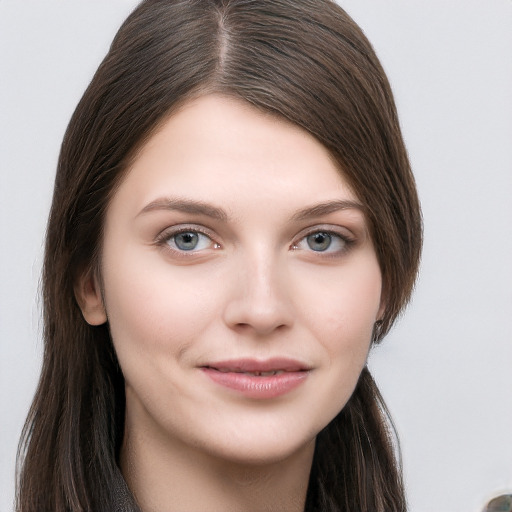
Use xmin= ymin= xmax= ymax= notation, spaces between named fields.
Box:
xmin=174 ymin=232 xmax=199 ymax=251
xmin=306 ymin=232 xmax=332 ymax=251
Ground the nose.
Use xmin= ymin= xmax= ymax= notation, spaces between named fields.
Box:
xmin=222 ymin=252 xmax=294 ymax=337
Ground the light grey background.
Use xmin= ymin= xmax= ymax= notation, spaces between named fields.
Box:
xmin=1 ymin=1 xmax=511 ymax=511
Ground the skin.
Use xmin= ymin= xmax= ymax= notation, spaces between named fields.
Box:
xmin=78 ymin=94 xmax=384 ymax=512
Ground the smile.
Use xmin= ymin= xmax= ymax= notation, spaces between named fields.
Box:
xmin=200 ymin=359 xmax=311 ymax=399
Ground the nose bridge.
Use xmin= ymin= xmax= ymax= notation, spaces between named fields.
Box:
xmin=223 ymin=244 xmax=294 ymax=335
xmin=249 ymin=254 xmax=281 ymax=305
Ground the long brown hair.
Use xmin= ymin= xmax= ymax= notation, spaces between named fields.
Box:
xmin=17 ymin=1 xmax=422 ymax=510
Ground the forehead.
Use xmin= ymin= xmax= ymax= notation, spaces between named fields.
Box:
xmin=112 ymin=94 xmax=359 ymax=218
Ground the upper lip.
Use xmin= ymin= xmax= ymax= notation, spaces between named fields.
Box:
xmin=202 ymin=358 xmax=311 ymax=373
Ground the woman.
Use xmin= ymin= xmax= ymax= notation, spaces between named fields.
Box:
xmin=16 ymin=0 xmax=422 ymax=511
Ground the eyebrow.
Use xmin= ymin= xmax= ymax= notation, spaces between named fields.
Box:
xmin=290 ymin=200 xmax=365 ymax=221
xmin=137 ymin=197 xmax=228 ymax=221
xmin=137 ymin=197 xmax=364 ymax=222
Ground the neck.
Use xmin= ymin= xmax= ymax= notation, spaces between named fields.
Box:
xmin=120 ymin=416 xmax=315 ymax=512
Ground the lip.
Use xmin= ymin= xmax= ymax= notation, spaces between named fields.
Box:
xmin=200 ymin=358 xmax=311 ymax=399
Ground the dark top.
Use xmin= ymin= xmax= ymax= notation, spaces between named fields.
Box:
xmin=112 ymin=468 xmax=142 ymax=512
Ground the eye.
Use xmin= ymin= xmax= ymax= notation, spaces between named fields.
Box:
xmin=161 ymin=229 xmax=218 ymax=252
xmin=293 ymin=230 xmax=351 ymax=254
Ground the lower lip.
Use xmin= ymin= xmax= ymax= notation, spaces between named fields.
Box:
xmin=201 ymin=368 xmax=309 ymax=399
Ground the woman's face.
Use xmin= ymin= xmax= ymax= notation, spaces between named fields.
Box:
xmin=90 ymin=94 xmax=383 ymax=465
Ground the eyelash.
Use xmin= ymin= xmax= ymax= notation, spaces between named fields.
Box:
xmin=291 ymin=228 xmax=355 ymax=258
xmin=155 ymin=225 xmax=220 ymax=257
xmin=154 ymin=225 xmax=356 ymax=259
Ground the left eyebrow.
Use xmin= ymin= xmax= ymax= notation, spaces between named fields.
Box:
xmin=290 ymin=200 xmax=365 ymax=221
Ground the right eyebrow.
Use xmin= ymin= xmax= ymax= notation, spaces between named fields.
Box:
xmin=136 ymin=197 xmax=229 ymax=222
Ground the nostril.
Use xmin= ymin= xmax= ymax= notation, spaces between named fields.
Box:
xmin=232 ymin=320 xmax=288 ymax=336
xmin=222 ymin=269 xmax=295 ymax=335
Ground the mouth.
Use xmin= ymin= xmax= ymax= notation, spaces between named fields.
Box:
xmin=207 ymin=366 xmax=284 ymax=377
xmin=200 ymin=358 xmax=311 ymax=399
xmin=205 ymin=368 xmax=290 ymax=377
xmin=202 ymin=358 xmax=310 ymax=375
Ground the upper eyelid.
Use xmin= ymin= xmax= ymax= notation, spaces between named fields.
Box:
xmin=156 ymin=224 xmax=217 ymax=240
xmin=292 ymin=224 xmax=356 ymax=242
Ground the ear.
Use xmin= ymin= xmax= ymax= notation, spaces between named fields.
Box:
xmin=74 ymin=268 xmax=107 ymax=325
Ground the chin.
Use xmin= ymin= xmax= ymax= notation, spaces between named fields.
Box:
xmin=204 ymin=435 xmax=316 ymax=468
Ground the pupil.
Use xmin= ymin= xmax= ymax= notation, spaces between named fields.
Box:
xmin=307 ymin=232 xmax=331 ymax=251
xmin=175 ymin=232 xmax=198 ymax=250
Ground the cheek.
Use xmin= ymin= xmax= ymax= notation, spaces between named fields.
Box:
xmin=101 ymin=248 xmax=223 ymax=364
xmin=297 ymin=258 xmax=382 ymax=348
xmin=294 ymin=257 xmax=381 ymax=411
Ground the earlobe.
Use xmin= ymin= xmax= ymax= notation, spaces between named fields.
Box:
xmin=74 ymin=269 xmax=107 ymax=325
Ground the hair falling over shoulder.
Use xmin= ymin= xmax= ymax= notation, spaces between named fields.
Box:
xmin=16 ymin=1 xmax=421 ymax=510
